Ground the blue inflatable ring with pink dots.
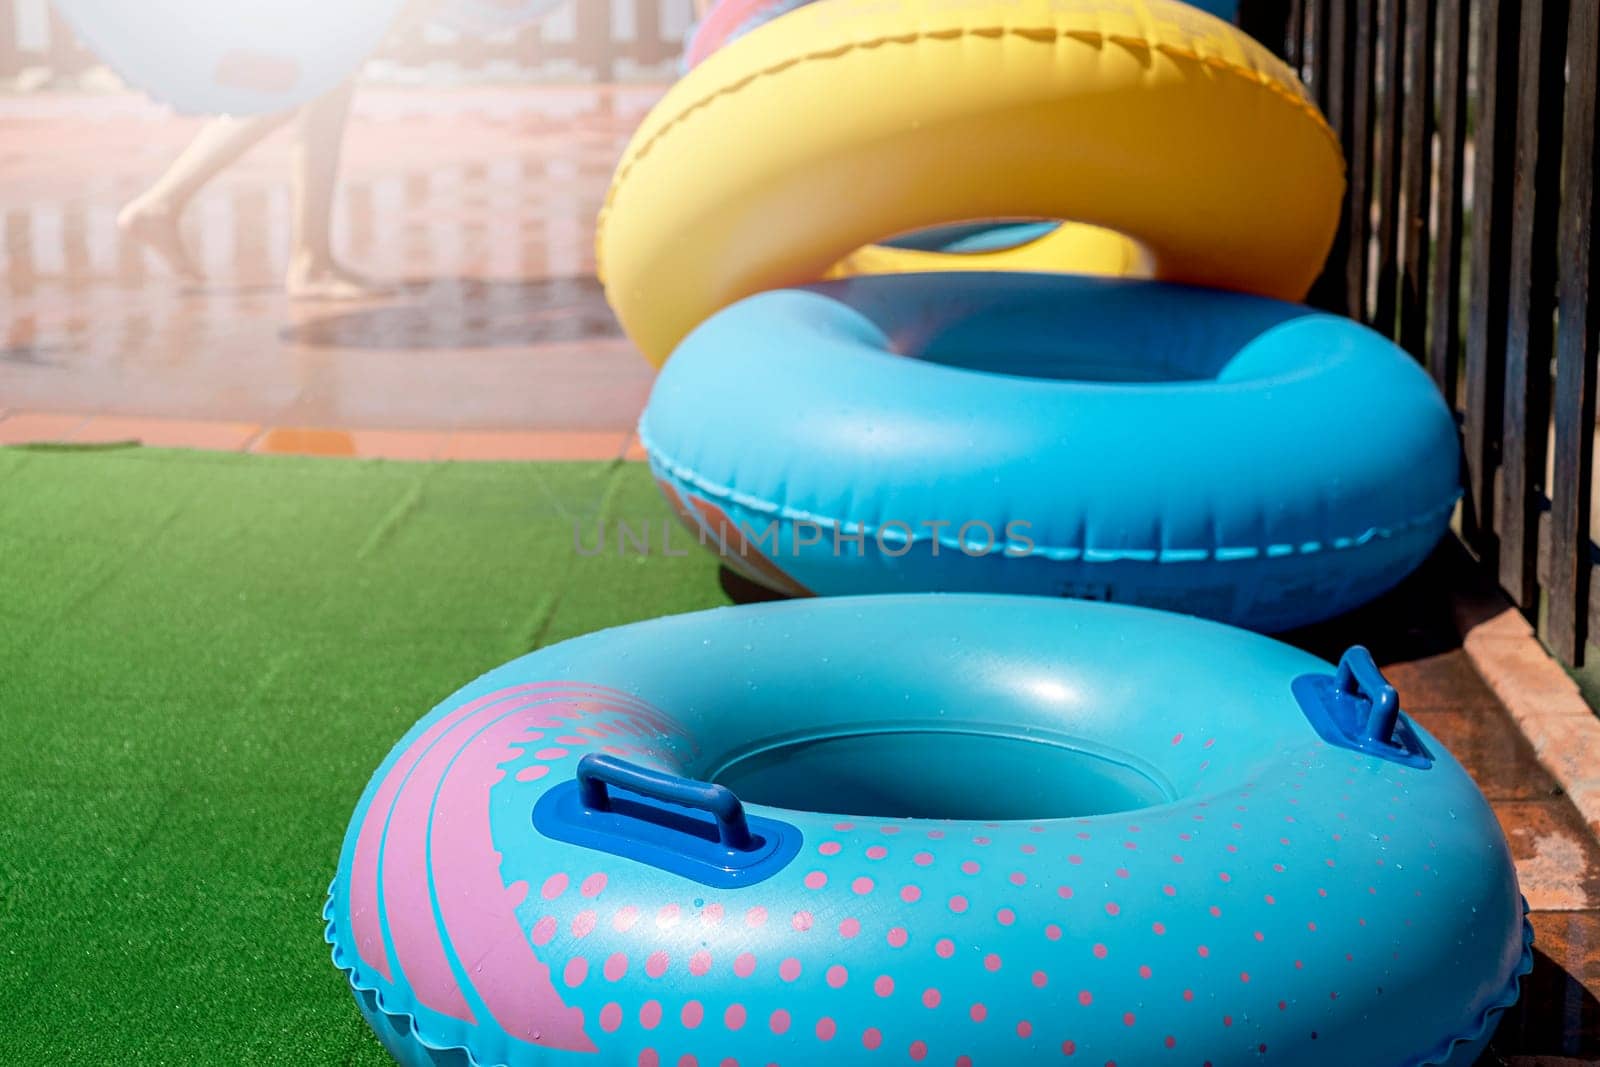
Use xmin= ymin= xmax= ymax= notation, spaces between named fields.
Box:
xmin=326 ymin=595 xmax=1531 ymax=1066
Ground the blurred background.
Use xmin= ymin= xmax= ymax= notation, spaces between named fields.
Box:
xmin=1 ymin=0 xmax=694 ymax=84
xmin=0 ymin=0 xmax=693 ymax=451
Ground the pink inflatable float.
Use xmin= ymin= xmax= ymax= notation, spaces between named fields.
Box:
xmin=683 ymin=0 xmax=808 ymax=69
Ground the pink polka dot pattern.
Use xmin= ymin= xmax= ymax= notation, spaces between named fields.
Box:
xmin=563 ymin=957 xmax=589 ymax=987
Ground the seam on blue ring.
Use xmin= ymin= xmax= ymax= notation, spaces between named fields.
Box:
xmin=1413 ymin=902 xmax=1535 ymax=1066
xmin=325 ymin=887 xmax=502 ymax=1067
xmin=328 ymin=833 xmax=1534 ymax=1067
xmin=639 ymin=428 xmax=1462 ymax=565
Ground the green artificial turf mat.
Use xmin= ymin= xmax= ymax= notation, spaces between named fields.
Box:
xmin=0 ymin=445 xmax=736 ymax=1064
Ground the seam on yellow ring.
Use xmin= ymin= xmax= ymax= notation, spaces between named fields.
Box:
xmin=595 ymin=25 xmax=1342 ymax=280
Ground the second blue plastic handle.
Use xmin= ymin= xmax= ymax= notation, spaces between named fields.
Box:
xmin=1334 ymin=645 xmax=1400 ymax=745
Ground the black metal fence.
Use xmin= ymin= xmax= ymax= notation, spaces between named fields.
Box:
xmin=1245 ymin=0 xmax=1600 ymax=667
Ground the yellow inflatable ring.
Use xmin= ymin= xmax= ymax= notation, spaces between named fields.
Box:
xmin=598 ymin=0 xmax=1345 ymax=366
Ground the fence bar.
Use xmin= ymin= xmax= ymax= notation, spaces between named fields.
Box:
xmin=1340 ymin=0 xmax=1376 ymax=324
xmin=1307 ymin=0 xmax=1354 ymax=315
xmin=1462 ymin=0 xmax=1519 ymax=555
xmin=1396 ymin=0 xmax=1434 ymax=359
xmin=1310 ymin=0 xmax=1332 ymax=112
xmin=1498 ymin=0 xmax=1566 ymax=610
xmin=1426 ymin=0 xmax=1469 ymax=402
xmin=1370 ymin=0 xmax=1405 ymax=333
xmin=1285 ymin=0 xmax=1305 ymax=68
xmin=1547 ymin=0 xmax=1600 ymax=664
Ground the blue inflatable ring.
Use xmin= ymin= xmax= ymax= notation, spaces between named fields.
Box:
xmin=641 ymin=274 xmax=1460 ymax=629
xmin=327 ymin=595 xmax=1528 ymax=1067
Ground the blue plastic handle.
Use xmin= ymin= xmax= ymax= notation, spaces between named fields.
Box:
xmin=1333 ymin=645 xmax=1399 ymax=745
xmin=1292 ymin=645 xmax=1432 ymax=769
xmin=576 ymin=753 xmax=755 ymax=851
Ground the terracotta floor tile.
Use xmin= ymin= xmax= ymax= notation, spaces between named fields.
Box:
xmin=1411 ymin=707 xmax=1561 ymax=802
xmin=1516 ymin=716 xmax=1600 ymax=809
xmin=1473 ymin=631 xmax=1599 ymax=718
xmin=1382 ymin=649 xmax=1506 ymax=712
xmin=0 ymin=411 xmax=89 ymax=444
xmin=251 ymin=427 xmax=357 ymax=457
xmin=345 ymin=430 xmax=448 ymax=461
xmin=1494 ymin=800 xmax=1600 ymax=912
xmin=1571 ymin=783 xmax=1600 ymax=843
xmin=441 ymin=430 xmax=629 ymax=461
xmin=247 ymin=426 xmax=458 ymax=460
xmin=70 ymin=415 xmax=259 ymax=451
xmin=1488 ymin=910 xmax=1600 ymax=1061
